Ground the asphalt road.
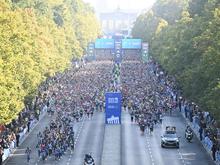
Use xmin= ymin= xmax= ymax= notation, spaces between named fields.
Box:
xmin=4 ymin=113 xmax=83 ymax=165
xmin=5 ymin=110 xmax=215 ymax=165
xmin=66 ymin=112 xmax=105 ymax=165
xmin=121 ymin=110 xmax=215 ymax=165
xmin=4 ymin=57 xmax=215 ymax=165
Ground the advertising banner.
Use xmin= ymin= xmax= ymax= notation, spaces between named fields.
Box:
xmin=122 ymin=39 xmax=142 ymax=49
xmin=105 ymin=92 xmax=122 ymax=124
xmin=95 ymin=39 xmax=115 ymax=49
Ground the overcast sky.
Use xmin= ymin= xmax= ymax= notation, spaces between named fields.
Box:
xmin=83 ymin=0 xmax=156 ymax=13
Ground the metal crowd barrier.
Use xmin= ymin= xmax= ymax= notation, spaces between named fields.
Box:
xmin=181 ymin=105 xmax=220 ymax=164
xmin=3 ymin=108 xmax=47 ymax=162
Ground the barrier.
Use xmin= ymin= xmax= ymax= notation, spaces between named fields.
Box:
xmin=2 ymin=148 xmax=10 ymax=161
xmin=181 ymin=105 xmax=220 ymax=164
xmin=216 ymin=151 xmax=220 ymax=164
xmin=149 ymin=61 xmax=220 ymax=164
xmin=2 ymin=108 xmax=47 ymax=163
xmin=203 ymin=136 xmax=213 ymax=152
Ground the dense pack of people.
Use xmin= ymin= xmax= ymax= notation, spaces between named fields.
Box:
xmin=121 ymin=56 xmax=175 ymax=134
xmin=121 ymin=54 xmax=219 ymax=161
xmin=0 ymin=59 xmax=115 ymax=163
xmin=0 ymin=51 xmax=219 ymax=164
xmin=36 ymin=61 xmax=114 ymax=161
xmin=36 ymin=117 xmax=75 ymax=161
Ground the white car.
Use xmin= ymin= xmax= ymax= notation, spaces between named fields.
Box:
xmin=161 ymin=126 xmax=180 ymax=148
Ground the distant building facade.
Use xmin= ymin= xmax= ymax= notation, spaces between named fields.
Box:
xmin=99 ymin=8 xmax=138 ymax=35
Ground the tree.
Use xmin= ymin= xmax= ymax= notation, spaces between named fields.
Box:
xmin=132 ymin=0 xmax=220 ymax=121
xmin=0 ymin=0 xmax=100 ymax=124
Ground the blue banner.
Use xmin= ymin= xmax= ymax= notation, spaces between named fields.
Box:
xmin=95 ymin=39 xmax=115 ymax=49
xmin=122 ymin=39 xmax=142 ymax=49
xmin=105 ymin=92 xmax=122 ymax=124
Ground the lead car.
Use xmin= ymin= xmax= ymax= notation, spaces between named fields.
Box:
xmin=161 ymin=126 xmax=180 ymax=149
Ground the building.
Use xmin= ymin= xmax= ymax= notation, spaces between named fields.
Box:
xmin=99 ymin=8 xmax=138 ymax=35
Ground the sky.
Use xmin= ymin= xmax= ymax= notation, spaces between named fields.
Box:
xmin=83 ymin=0 xmax=157 ymax=13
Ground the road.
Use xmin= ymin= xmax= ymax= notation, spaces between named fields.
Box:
xmin=5 ymin=108 xmax=215 ymax=165
xmin=5 ymin=112 xmax=105 ymax=165
xmin=121 ymin=110 xmax=215 ymax=165
xmin=61 ymin=112 xmax=105 ymax=165
xmin=4 ymin=58 xmax=215 ymax=165
xmin=4 ymin=113 xmax=54 ymax=165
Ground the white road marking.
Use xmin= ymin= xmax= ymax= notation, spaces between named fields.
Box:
xmin=178 ymin=149 xmax=187 ymax=165
xmin=146 ymin=136 xmax=156 ymax=165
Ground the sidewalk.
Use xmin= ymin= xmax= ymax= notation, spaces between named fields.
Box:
xmin=3 ymin=111 xmax=54 ymax=165
xmin=179 ymin=108 xmax=220 ymax=165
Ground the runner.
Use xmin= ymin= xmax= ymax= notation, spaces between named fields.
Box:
xmin=25 ymin=147 xmax=31 ymax=163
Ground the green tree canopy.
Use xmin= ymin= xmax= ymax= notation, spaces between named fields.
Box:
xmin=132 ymin=0 xmax=220 ymax=122
xmin=0 ymin=0 xmax=100 ymax=124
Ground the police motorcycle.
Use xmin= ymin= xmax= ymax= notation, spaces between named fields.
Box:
xmin=185 ymin=126 xmax=193 ymax=142
xmin=84 ymin=154 xmax=95 ymax=165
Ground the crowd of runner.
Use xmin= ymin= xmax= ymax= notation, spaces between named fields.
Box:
xmin=36 ymin=61 xmax=115 ymax=161
xmin=0 ymin=52 xmax=219 ymax=164
xmin=121 ymin=55 xmax=176 ymax=134
xmin=121 ymin=54 xmax=219 ymax=161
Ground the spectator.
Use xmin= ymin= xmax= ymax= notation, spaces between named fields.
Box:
xmin=212 ymin=143 xmax=217 ymax=161
xmin=199 ymin=127 xmax=203 ymax=141
xmin=25 ymin=147 xmax=31 ymax=163
xmin=0 ymin=148 xmax=3 ymax=165
xmin=15 ymin=133 xmax=20 ymax=147
xmin=27 ymin=120 xmax=31 ymax=133
xmin=184 ymin=103 xmax=188 ymax=118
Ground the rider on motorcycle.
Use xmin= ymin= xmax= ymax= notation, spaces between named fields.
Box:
xmin=84 ymin=153 xmax=95 ymax=165
xmin=185 ymin=125 xmax=192 ymax=133
xmin=185 ymin=125 xmax=193 ymax=142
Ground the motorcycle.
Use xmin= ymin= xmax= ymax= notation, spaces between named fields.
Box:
xmin=185 ymin=130 xmax=193 ymax=142
xmin=84 ymin=154 xmax=95 ymax=165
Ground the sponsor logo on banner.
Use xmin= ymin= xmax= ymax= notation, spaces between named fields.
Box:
xmin=105 ymin=92 xmax=122 ymax=124
xmin=107 ymin=116 xmax=120 ymax=124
